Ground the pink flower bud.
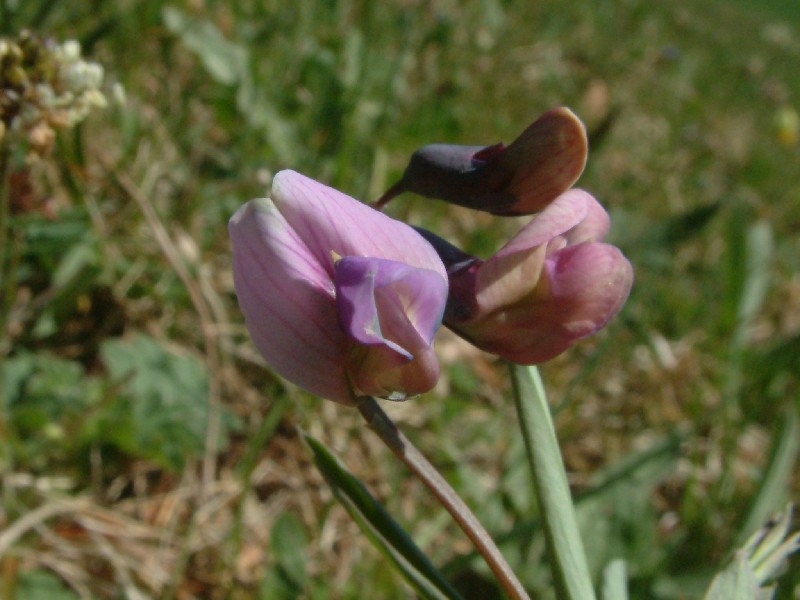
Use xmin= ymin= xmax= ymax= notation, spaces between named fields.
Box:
xmin=418 ymin=189 xmax=633 ymax=364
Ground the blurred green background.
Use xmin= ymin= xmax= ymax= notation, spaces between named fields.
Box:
xmin=1 ymin=0 xmax=798 ymax=598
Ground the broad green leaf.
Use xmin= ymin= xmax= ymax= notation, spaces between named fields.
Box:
xmin=303 ymin=433 xmax=464 ymax=600
xmin=50 ymin=239 xmax=99 ymax=289
xmin=258 ymin=568 xmax=296 ymax=600
xmin=100 ymin=334 xmax=235 ymax=470
xmin=32 ymin=242 xmax=102 ymax=339
xmin=1 ymin=352 xmax=36 ymax=407
xmin=3 ymin=352 xmax=105 ymax=468
xmin=17 ymin=570 xmax=80 ymax=600
xmin=17 ymin=208 xmax=94 ymax=267
xmin=510 ymin=364 xmax=596 ymax=600
xmin=270 ymin=512 xmax=308 ymax=591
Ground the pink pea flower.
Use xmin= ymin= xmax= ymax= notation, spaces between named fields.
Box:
xmin=375 ymin=107 xmax=588 ymax=215
xmin=417 ymin=189 xmax=633 ymax=364
xmin=229 ymin=170 xmax=448 ymax=404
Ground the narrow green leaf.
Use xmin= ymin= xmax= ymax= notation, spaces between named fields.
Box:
xmin=736 ymin=221 xmax=773 ymax=328
xmin=510 ymin=364 xmax=597 ymax=600
xmin=738 ymin=408 xmax=800 ymax=546
xmin=162 ymin=7 xmax=248 ymax=86
xmin=704 ymin=504 xmax=798 ymax=600
xmin=443 ymin=431 xmax=683 ymax=577
xmin=721 ymin=202 xmax=749 ymax=333
xmin=703 ymin=552 xmax=760 ymax=600
xmin=746 ymin=505 xmax=800 ymax=584
xmin=302 ymin=433 xmax=464 ymax=600
xmin=601 ymin=559 xmax=628 ymax=600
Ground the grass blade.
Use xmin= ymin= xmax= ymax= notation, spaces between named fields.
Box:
xmin=601 ymin=559 xmax=628 ymax=600
xmin=302 ymin=432 xmax=464 ymax=600
xmin=510 ymin=364 xmax=597 ymax=600
xmin=704 ymin=504 xmax=799 ymax=600
xmin=737 ymin=407 xmax=800 ymax=546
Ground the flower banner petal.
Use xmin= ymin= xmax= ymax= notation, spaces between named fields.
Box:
xmin=272 ymin=170 xmax=447 ymax=279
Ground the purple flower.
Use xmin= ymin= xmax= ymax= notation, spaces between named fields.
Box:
xmin=229 ymin=170 xmax=448 ymax=404
xmin=375 ymin=107 xmax=588 ymax=215
xmin=417 ymin=189 xmax=633 ymax=364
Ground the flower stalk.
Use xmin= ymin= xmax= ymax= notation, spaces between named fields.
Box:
xmin=357 ymin=395 xmax=531 ymax=600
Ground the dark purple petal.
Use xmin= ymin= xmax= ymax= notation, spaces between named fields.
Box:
xmin=493 ymin=107 xmax=588 ymax=215
xmin=376 ymin=107 xmax=588 ymax=215
xmin=413 ymin=227 xmax=478 ymax=276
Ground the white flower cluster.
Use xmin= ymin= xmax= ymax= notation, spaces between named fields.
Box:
xmin=1 ymin=31 xmax=107 ymax=156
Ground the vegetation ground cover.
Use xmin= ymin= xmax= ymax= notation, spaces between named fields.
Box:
xmin=1 ymin=0 xmax=798 ymax=597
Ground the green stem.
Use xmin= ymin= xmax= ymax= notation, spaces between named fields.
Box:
xmin=509 ymin=364 xmax=596 ymax=600
xmin=0 ymin=140 xmax=10 ymax=329
xmin=357 ymin=396 xmax=530 ymax=600
xmin=0 ymin=139 xmax=13 ymax=514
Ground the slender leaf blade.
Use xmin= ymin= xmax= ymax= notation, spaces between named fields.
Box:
xmin=601 ymin=559 xmax=628 ymax=600
xmin=303 ymin=433 xmax=464 ymax=600
xmin=703 ymin=553 xmax=761 ymax=600
xmin=510 ymin=364 xmax=596 ymax=600
xmin=737 ymin=408 xmax=800 ymax=546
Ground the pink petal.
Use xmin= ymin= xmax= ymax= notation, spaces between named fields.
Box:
xmin=333 ymin=256 xmax=447 ymax=400
xmin=229 ymin=199 xmax=352 ymax=403
xmin=271 ymin=170 xmax=447 ymax=280
xmin=517 ymin=242 xmax=633 ymax=363
xmin=563 ymin=189 xmax=611 ymax=244
xmin=346 ymin=341 xmax=441 ymax=401
xmin=474 ymin=190 xmax=588 ymax=312
xmin=493 ymin=189 xmax=588 ymax=259
xmin=334 ymin=256 xmax=447 ymax=353
xmin=453 ymin=242 xmax=632 ymax=364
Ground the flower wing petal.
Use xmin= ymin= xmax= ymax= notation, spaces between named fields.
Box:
xmin=513 ymin=242 xmax=633 ymax=363
xmin=334 ymin=256 xmax=447 ymax=352
xmin=474 ymin=189 xmax=589 ymax=311
xmin=563 ymin=189 xmax=611 ymax=244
